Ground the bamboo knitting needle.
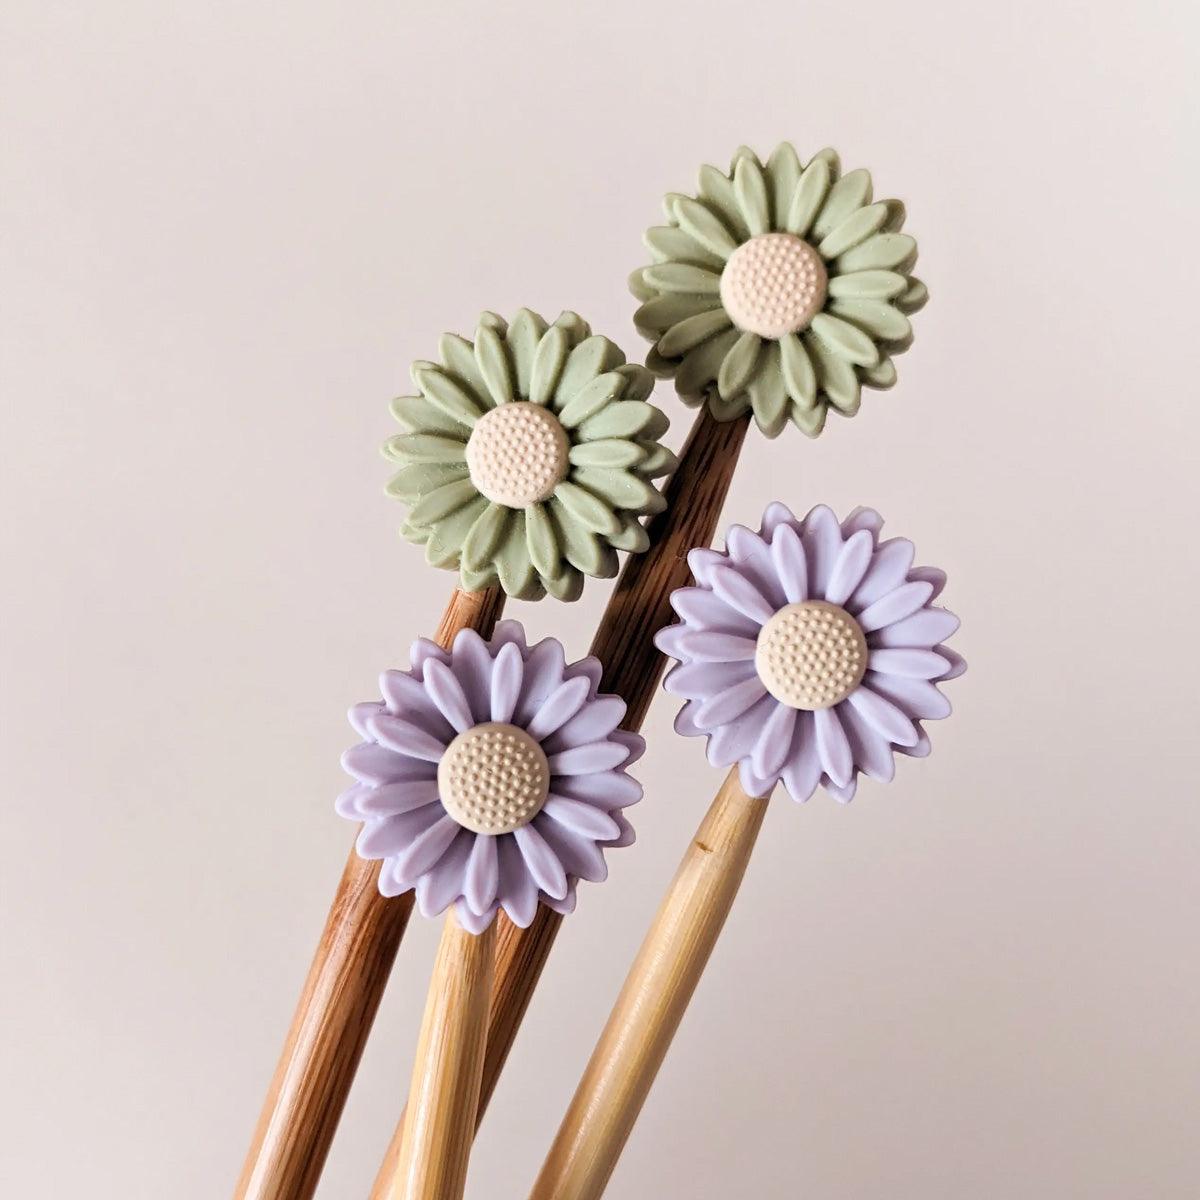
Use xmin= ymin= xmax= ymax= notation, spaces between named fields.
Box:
xmin=527 ymin=769 xmax=763 ymax=1200
xmin=236 ymin=586 xmax=504 ymax=1200
xmin=369 ymin=409 xmax=750 ymax=1194
xmin=379 ymin=912 xmax=496 ymax=1200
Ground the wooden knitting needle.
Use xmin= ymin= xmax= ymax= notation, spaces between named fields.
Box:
xmin=236 ymin=586 xmax=504 ymax=1200
xmin=369 ymin=409 xmax=750 ymax=1194
xmin=378 ymin=912 xmax=496 ymax=1200
xmin=528 ymin=769 xmax=764 ymax=1200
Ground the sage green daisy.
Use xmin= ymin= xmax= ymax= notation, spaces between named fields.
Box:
xmin=630 ymin=143 xmax=927 ymax=438
xmin=384 ymin=310 xmax=677 ymax=601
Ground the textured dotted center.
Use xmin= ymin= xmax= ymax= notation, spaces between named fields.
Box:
xmin=719 ymin=232 xmax=828 ymax=339
xmin=755 ymin=601 xmax=867 ymax=711
xmin=465 ymin=401 xmax=570 ymax=509
xmin=437 ymin=722 xmax=550 ymax=835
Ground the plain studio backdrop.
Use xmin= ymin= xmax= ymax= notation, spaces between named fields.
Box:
xmin=2 ymin=2 xmax=1198 ymax=1197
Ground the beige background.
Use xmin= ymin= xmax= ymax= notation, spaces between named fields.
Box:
xmin=3 ymin=1 xmax=1198 ymax=1196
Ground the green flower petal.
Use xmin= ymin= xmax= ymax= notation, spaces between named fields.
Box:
xmin=896 ymin=278 xmax=929 ymax=314
xmin=552 ymin=481 xmax=621 ymax=537
xmin=645 ymin=223 xmax=725 ymax=269
xmin=657 ymin=308 xmax=735 ymax=358
xmin=549 ymin=498 xmax=612 ymax=577
xmin=765 ymin=142 xmax=802 ymax=230
xmin=710 ymin=390 xmax=748 ymax=421
xmin=784 ymin=156 xmax=832 ymax=237
xmin=746 ymin=342 xmax=788 ymax=438
xmin=676 ymin=327 xmax=740 ymax=401
xmin=634 ymin=294 xmax=720 ymax=338
xmin=641 ymin=262 xmax=722 ymax=296
xmin=813 ymin=168 xmax=873 ymax=241
xmin=382 ymin=433 xmax=467 ymax=465
xmin=388 ymin=395 xmax=469 ymax=439
xmin=577 ymin=400 xmax=663 ymax=441
xmin=835 ymin=232 xmax=917 ymax=273
xmin=568 ymin=438 xmax=644 ymax=469
xmin=529 ymin=325 xmax=570 ymax=405
xmin=411 ymin=363 xmax=485 ymax=427
xmin=826 ymin=270 xmax=909 ymax=300
xmin=862 ymin=355 xmax=898 ymax=389
xmin=494 ymin=511 xmax=538 ymax=598
xmin=461 ymin=502 xmax=510 ymax=572
xmin=810 ymin=313 xmax=881 ymax=368
xmin=730 ymin=144 xmax=762 ymax=171
xmin=423 ymin=494 xmax=488 ymax=568
xmin=505 ymin=309 xmax=547 ymax=398
xmin=819 ymin=201 xmax=890 ymax=259
xmin=633 ymin=442 xmax=678 ymax=476
xmin=437 ymin=333 xmax=491 ymax=408
xmin=385 ymin=462 xmax=468 ymax=502
xmin=717 ymin=330 xmax=763 ymax=399
xmin=552 ymin=311 xmax=591 ymax=344
xmin=790 ymin=401 xmax=828 ymax=438
xmin=697 ymin=164 xmax=751 ymax=242
xmin=407 ymin=477 xmax=480 ymax=527
xmin=674 ymin=197 xmax=739 ymax=259
xmin=474 ymin=325 xmax=515 ymax=406
xmin=733 ymin=156 xmax=771 ymax=237
xmin=554 ymin=336 xmax=626 ymax=409
xmin=804 ymin=332 xmax=861 ymax=415
xmin=572 ymin=467 xmax=665 ymax=514
xmin=829 ymin=298 xmax=912 ymax=342
xmin=545 ymin=568 xmax=584 ymax=602
xmin=614 ymin=363 xmax=654 ymax=402
xmin=610 ymin=515 xmax=650 ymax=554
xmin=558 ymin=371 xmax=625 ymax=428
xmin=780 ymin=333 xmax=818 ymax=409
xmin=524 ymin=501 xmax=562 ymax=581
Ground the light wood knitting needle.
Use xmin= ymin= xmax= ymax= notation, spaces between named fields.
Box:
xmin=236 ymin=586 xmax=504 ymax=1200
xmin=369 ymin=409 xmax=750 ymax=1194
xmin=378 ymin=912 xmax=496 ymax=1200
xmin=528 ymin=769 xmax=765 ymax=1200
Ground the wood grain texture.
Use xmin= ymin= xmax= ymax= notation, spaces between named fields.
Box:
xmin=369 ymin=410 xmax=748 ymax=1190
xmin=235 ymin=586 xmax=504 ymax=1200
xmin=377 ymin=913 xmax=496 ymax=1200
xmin=528 ymin=769 xmax=768 ymax=1200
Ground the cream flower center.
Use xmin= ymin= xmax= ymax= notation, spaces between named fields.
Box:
xmin=755 ymin=600 xmax=867 ymax=710
xmin=437 ymin=721 xmax=550 ymax=835
xmin=465 ymin=401 xmax=570 ymax=509
xmin=719 ymin=232 xmax=828 ymax=339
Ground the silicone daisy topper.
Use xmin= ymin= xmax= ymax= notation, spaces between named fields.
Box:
xmin=383 ymin=309 xmax=677 ymax=601
xmin=337 ymin=621 xmax=643 ymax=932
xmin=630 ymin=143 xmax=926 ymax=438
xmin=655 ymin=502 xmax=963 ymax=801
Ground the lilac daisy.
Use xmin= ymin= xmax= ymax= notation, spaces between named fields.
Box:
xmin=655 ymin=503 xmax=964 ymax=802
xmin=338 ymin=621 xmax=643 ymax=932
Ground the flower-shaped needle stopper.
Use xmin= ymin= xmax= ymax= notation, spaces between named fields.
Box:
xmin=338 ymin=621 xmax=644 ymax=931
xmin=631 ymin=143 xmax=926 ymax=438
xmin=655 ymin=503 xmax=963 ymax=801
xmin=384 ymin=310 xmax=678 ymax=600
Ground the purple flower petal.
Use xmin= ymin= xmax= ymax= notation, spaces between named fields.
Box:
xmin=780 ymin=711 xmax=822 ymax=802
xmin=463 ymin=833 xmax=499 ymax=916
xmin=801 ymin=504 xmax=843 ymax=594
xmin=422 ymin=658 xmax=476 ymax=733
xmin=542 ymin=695 xmax=626 ymax=754
xmin=710 ymin=565 xmax=775 ymax=624
xmin=738 ymin=760 xmax=777 ymax=798
xmin=489 ymin=640 xmax=524 ymax=722
xmin=547 ymin=741 xmax=629 ymax=775
xmin=823 ymin=775 xmax=858 ymax=804
xmin=908 ymin=564 xmax=947 ymax=600
xmin=847 ymin=685 xmax=920 ymax=747
xmin=694 ymin=675 xmax=768 ymax=728
xmin=541 ymin=795 xmax=621 ymax=841
xmin=446 ymin=629 xmax=494 ymax=723
xmin=366 ymin=713 xmax=447 ymax=762
xmin=551 ymin=769 xmax=642 ymax=809
xmin=390 ymin=814 xmax=461 ymax=887
xmin=341 ymin=742 xmax=423 ymax=785
xmin=497 ymin=835 xmax=539 ymax=927
xmin=455 ymin=901 xmax=498 ymax=934
xmin=525 ymin=675 xmax=591 ymax=741
xmin=751 ymin=700 xmax=797 ymax=780
xmin=379 ymin=671 xmax=454 ymax=740
xmin=814 ymin=706 xmax=854 ymax=787
xmin=670 ymin=586 xmax=758 ymax=635
xmin=858 ymin=581 xmax=935 ymax=633
xmin=871 ymin=607 xmax=960 ymax=648
xmin=725 ymin=524 xmax=786 ymax=608
xmin=513 ymin=823 xmax=569 ymax=900
xmin=707 ymin=694 xmax=776 ymax=767
xmin=357 ymin=803 xmax=445 ymax=859
xmin=676 ymin=631 xmax=757 ymax=662
xmin=415 ymin=829 xmax=474 ymax=916
xmin=824 ymin=529 xmax=874 ymax=606
xmin=514 ymin=637 xmax=567 ymax=725
xmin=868 ymin=648 xmax=951 ymax=679
xmin=409 ymin=638 xmax=450 ymax=678
xmin=841 ymin=506 xmax=884 ymax=538
xmin=349 ymin=701 xmax=384 ymax=740
xmin=609 ymin=729 xmax=645 ymax=766
xmin=849 ymin=539 xmax=915 ymax=611
xmin=663 ymin=659 xmax=756 ymax=699
xmin=935 ymin=646 xmax=968 ymax=680
xmin=490 ymin=619 xmax=527 ymax=652
xmin=840 ymin=702 xmax=896 ymax=782
xmin=685 ymin=546 xmax=726 ymax=587
xmin=353 ymin=778 xmax=442 ymax=819
xmin=536 ymin=816 xmax=609 ymax=882
xmin=760 ymin=501 xmax=799 ymax=538
xmin=769 ymin=523 xmax=808 ymax=603
xmin=866 ymin=673 xmax=953 ymax=720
